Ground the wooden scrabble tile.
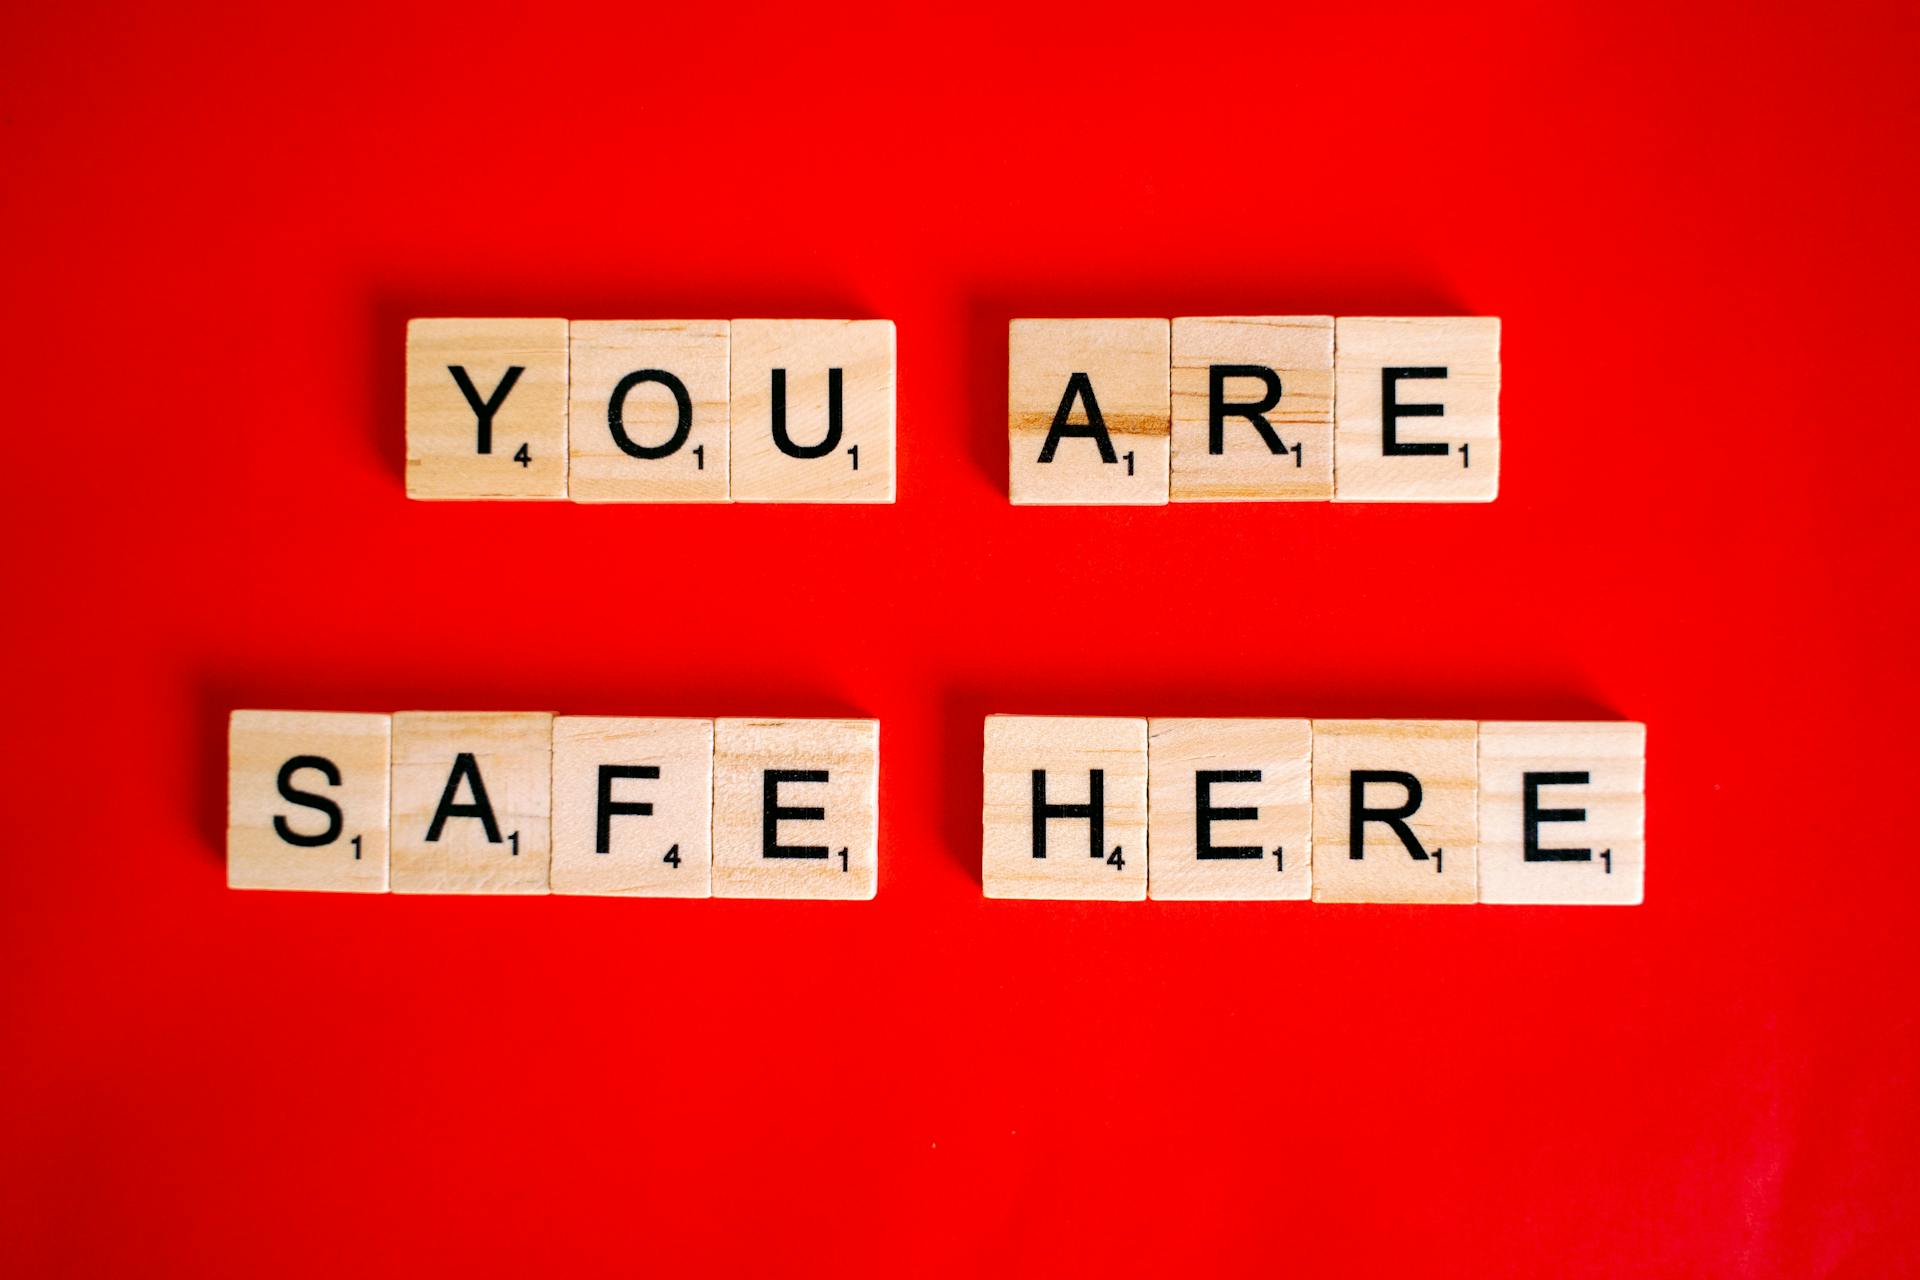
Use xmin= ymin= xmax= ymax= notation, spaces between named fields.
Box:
xmin=1170 ymin=317 xmax=1334 ymax=501
xmin=568 ymin=321 xmax=730 ymax=503
xmin=390 ymin=711 xmax=553 ymax=894
xmin=1477 ymin=721 xmax=1645 ymax=905
xmin=983 ymin=716 xmax=1147 ymax=900
xmin=1147 ymin=718 xmax=1311 ymax=900
xmin=1333 ymin=317 xmax=1500 ymax=502
xmin=551 ymin=717 xmax=714 ymax=897
xmin=1008 ymin=319 xmax=1170 ymax=505
xmin=1310 ymin=720 xmax=1477 ymax=903
xmin=729 ymin=320 xmax=894 ymax=502
xmin=405 ymin=318 xmax=569 ymax=500
xmin=712 ymin=719 xmax=878 ymax=898
xmin=228 ymin=710 xmax=391 ymax=892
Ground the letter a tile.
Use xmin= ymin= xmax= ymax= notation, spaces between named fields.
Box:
xmin=406 ymin=318 xmax=568 ymax=500
xmin=983 ymin=716 xmax=1148 ymax=899
xmin=1333 ymin=317 xmax=1500 ymax=502
xmin=228 ymin=710 xmax=391 ymax=892
xmin=1008 ymin=319 xmax=1170 ymax=505
xmin=1310 ymin=720 xmax=1477 ymax=903
xmin=1477 ymin=721 xmax=1645 ymax=904
xmin=729 ymin=320 xmax=895 ymax=502
xmin=712 ymin=719 xmax=879 ymax=898
xmin=391 ymin=711 xmax=553 ymax=894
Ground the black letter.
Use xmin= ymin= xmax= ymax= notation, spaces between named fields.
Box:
xmin=1031 ymin=769 xmax=1105 ymax=859
xmin=1524 ymin=771 xmax=1592 ymax=861
xmin=1195 ymin=769 xmax=1262 ymax=859
xmin=606 ymin=370 xmax=692 ymax=459
xmin=769 ymin=368 xmax=843 ymax=458
xmin=763 ymin=769 xmax=829 ymax=858
xmin=425 ymin=752 xmax=502 ymax=843
xmin=447 ymin=365 xmax=524 ymax=455
xmin=1381 ymin=367 xmax=1449 ymax=457
xmin=273 ymin=755 xmax=343 ymax=847
xmin=1037 ymin=372 xmax=1118 ymax=464
xmin=1349 ymin=769 xmax=1431 ymax=860
xmin=1208 ymin=365 xmax=1286 ymax=455
xmin=596 ymin=764 xmax=660 ymax=853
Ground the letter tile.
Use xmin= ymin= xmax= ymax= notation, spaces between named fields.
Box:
xmin=391 ymin=711 xmax=553 ymax=894
xmin=568 ymin=321 xmax=730 ymax=503
xmin=983 ymin=716 xmax=1148 ymax=899
xmin=405 ymin=318 xmax=568 ymax=500
xmin=228 ymin=710 xmax=391 ymax=892
xmin=1170 ymin=317 xmax=1334 ymax=501
xmin=1008 ymin=319 xmax=1170 ymax=505
xmin=729 ymin=320 xmax=895 ymax=502
xmin=1147 ymin=718 xmax=1311 ymax=900
xmin=1310 ymin=719 xmax=1477 ymax=903
xmin=711 ymin=719 xmax=878 ymax=898
xmin=551 ymin=717 xmax=714 ymax=897
xmin=1477 ymin=721 xmax=1645 ymax=904
xmin=1333 ymin=317 xmax=1500 ymax=502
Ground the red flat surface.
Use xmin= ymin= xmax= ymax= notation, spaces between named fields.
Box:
xmin=4 ymin=2 xmax=1917 ymax=1275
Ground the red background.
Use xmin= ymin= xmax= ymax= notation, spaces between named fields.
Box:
xmin=4 ymin=1 xmax=1916 ymax=1275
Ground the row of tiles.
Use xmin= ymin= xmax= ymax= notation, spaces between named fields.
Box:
xmin=985 ymin=717 xmax=1643 ymax=904
xmin=229 ymin=712 xmax=1641 ymax=904
xmin=406 ymin=316 xmax=1500 ymax=505
xmin=229 ymin=712 xmax=879 ymax=898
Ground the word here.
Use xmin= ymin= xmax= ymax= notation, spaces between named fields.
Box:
xmin=983 ymin=717 xmax=1643 ymax=902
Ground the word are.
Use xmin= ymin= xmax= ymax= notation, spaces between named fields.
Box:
xmin=1008 ymin=315 xmax=1500 ymax=505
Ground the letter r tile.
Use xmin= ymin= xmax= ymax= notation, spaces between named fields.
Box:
xmin=983 ymin=716 xmax=1147 ymax=900
xmin=1310 ymin=720 xmax=1477 ymax=903
xmin=1170 ymin=317 xmax=1334 ymax=501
